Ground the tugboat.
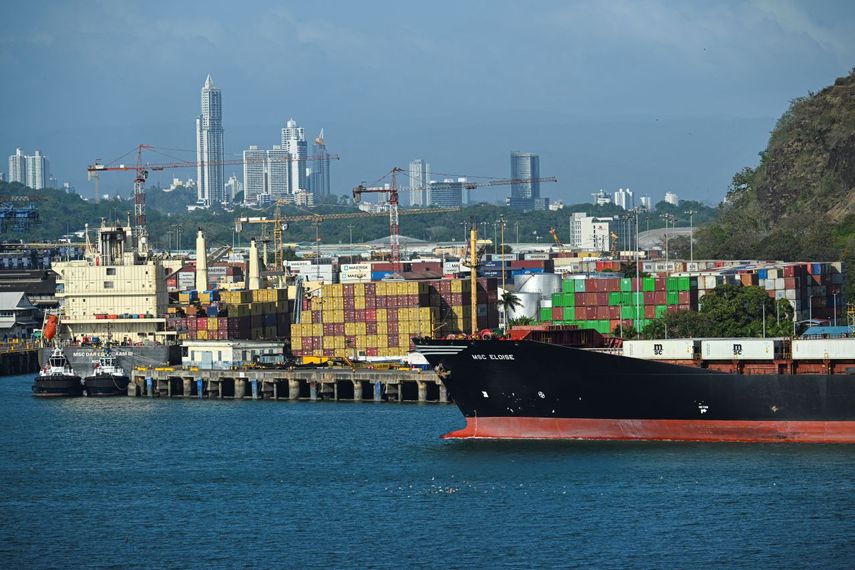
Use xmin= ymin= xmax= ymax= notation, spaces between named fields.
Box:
xmin=32 ymin=346 xmax=83 ymax=397
xmin=83 ymin=348 xmax=130 ymax=396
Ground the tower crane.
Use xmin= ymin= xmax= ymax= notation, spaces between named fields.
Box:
xmin=352 ymin=168 xmax=558 ymax=271
xmin=236 ymin=203 xmax=457 ymax=270
xmin=87 ymin=144 xmax=339 ymax=252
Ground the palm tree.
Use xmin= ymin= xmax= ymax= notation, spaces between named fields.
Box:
xmin=501 ymin=291 xmax=523 ymax=329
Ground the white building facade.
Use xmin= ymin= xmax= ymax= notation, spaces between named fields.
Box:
xmin=7 ymin=148 xmax=26 ymax=184
xmin=242 ymin=145 xmax=266 ymax=204
xmin=195 ymin=74 xmax=225 ymax=206
xmin=569 ymin=212 xmax=613 ymax=251
xmin=25 ymin=150 xmax=49 ymax=189
xmin=281 ymin=118 xmax=307 ymax=194
xmin=613 ymin=187 xmax=634 ymax=210
xmin=664 ymin=191 xmax=679 ymax=205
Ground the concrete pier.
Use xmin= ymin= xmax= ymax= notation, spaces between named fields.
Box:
xmin=125 ymin=367 xmax=449 ymax=404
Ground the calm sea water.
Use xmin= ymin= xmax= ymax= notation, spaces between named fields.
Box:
xmin=1 ymin=373 xmax=853 ymax=569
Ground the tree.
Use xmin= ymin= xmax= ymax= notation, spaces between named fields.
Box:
xmin=501 ymin=291 xmax=523 ymax=323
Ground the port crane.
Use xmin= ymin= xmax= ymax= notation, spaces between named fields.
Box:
xmin=352 ymin=168 xmax=558 ymax=271
xmin=236 ymin=203 xmax=458 ymax=270
xmin=549 ymin=227 xmax=563 ymax=249
xmin=87 ymin=144 xmax=339 ymax=251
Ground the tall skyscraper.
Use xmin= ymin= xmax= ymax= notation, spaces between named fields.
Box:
xmin=281 ymin=118 xmax=307 ymax=194
xmin=310 ymin=129 xmax=331 ymax=197
xmin=225 ymin=175 xmax=242 ymax=201
xmin=242 ymin=145 xmax=266 ymax=204
xmin=408 ymin=159 xmax=430 ymax=207
xmin=25 ymin=150 xmax=49 ymax=189
xmin=195 ymin=74 xmax=225 ymax=206
xmin=8 ymin=148 xmax=26 ymax=184
xmin=510 ymin=152 xmax=540 ymax=211
xmin=267 ymin=145 xmax=289 ymax=199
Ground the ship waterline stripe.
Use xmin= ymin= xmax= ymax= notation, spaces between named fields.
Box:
xmin=442 ymin=417 xmax=855 ymax=443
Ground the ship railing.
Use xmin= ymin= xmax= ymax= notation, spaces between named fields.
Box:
xmin=584 ymin=347 xmax=624 ymax=356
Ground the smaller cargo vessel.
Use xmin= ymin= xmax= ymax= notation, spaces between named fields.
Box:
xmin=33 ymin=347 xmax=83 ymax=397
xmin=83 ymin=348 xmax=130 ymax=396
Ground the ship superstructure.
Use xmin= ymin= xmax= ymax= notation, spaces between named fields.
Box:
xmin=51 ymin=221 xmax=173 ymax=344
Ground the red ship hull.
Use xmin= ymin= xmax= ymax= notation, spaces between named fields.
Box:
xmin=443 ymin=417 xmax=855 ymax=443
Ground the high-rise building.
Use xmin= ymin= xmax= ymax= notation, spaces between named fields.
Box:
xmin=664 ymin=191 xmax=679 ymax=205
xmin=25 ymin=150 xmax=49 ymax=189
xmin=310 ymin=129 xmax=331 ymax=197
xmin=225 ymin=175 xmax=242 ymax=201
xmin=281 ymin=118 xmax=307 ymax=194
xmin=428 ymin=178 xmax=468 ymax=208
xmin=408 ymin=159 xmax=431 ymax=207
xmin=510 ymin=152 xmax=540 ymax=211
xmin=569 ymin=212 xmax=613 ymax=251
xmin=591 ymin=189 xmax=612 ymax=206
xmin=8 ymin=148 xmax=26 ymax=184
xmin=267 ymin=145 xmax=289 ymax=199
xmin=613 ymin=187 xmax=634 ymax=210
xmin=242 ymin=145 xmax=266 ymax=204
xmin=195 ymin=74 xmax=225 ymax=206
xmin=639 ymin=196 xmax=653 ymax=210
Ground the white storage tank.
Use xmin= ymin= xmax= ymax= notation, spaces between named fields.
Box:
xmin=507 ymin=292 xmax=540 ymax=321
xmin=701 ymin=339 xmax=784 ymax=361
xmin=792 ymin=339 xmax=855 ymax=360
xmin=515 ymin=273 xmax=562 ymax=299
xmin=623 ymin=339 xmax=700 ymax=360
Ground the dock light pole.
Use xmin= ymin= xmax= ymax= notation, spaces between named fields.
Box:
xmin=347 ymin=224 xmax=354 ymax=250
xmin=685 ymin=209 xmax=697 ymax=262
xmin=833 ymin=288 xmax=840 ymax=327
xmin=515 ymin=221 xmax=519 ymax=245
xmin=634 ymin=208 xmax=641 ymax=336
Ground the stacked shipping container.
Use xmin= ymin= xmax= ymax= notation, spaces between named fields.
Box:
xmin=167 ymin=288 xmax=290 ymax=341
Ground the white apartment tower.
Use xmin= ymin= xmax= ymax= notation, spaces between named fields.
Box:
xmin=664 ymin=191 xmax=679 ymax=205
xmin=639 ymin=196 xmax=653 ymax=210
xmin=613 ymin=187 xmax=634 ymax=210
xmin=7 ymin=148 xmax=26 ymax=184
xmin=242 ymin=145 xmax=266 ymax=204
xmin=281 ymin=118 xmax=307 ymax=193
xmin=225 ymin=175 xmax=242 ymax=201
xmin=408 ymin=159 xmax=431 ymax=206
xmin=195 ymin=74 xmax=225 ymax=206
xmin=25 ymin=150 xmax=49 ymax=189
xmin=267 ymin=145 xmax=290 ymax=199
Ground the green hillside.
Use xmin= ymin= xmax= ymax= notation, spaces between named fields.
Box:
xmin=697 ymin=69 xmax=855 ymax=296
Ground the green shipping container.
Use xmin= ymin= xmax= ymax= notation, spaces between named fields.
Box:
xmin=539 ymin=307 xmax=552 ymax=322
xmin=552 ymin=293 xmax=562 ymax=307
xmin=621 ymin=305 xmax=636 ymax=319
xmin=563 ymin=292 xmax=575 ymax=306
xmin=667 ymin=291 xmax=679 ymax=305
xmin=563 ymin=307 xmax=574 ymax=321
xmin=562 ymin=279 xmax=575 ymax=294
xmin=620 ymin=278 xmax=633 ymax=292
xmin=608 ymin=292 xmax=621 ymax=306
xmin=643 ymin=278 xmax=655 ymax=292
xmin=655 ymin=305 xmax=668 ymax=318
xmin=677 ymin=276 xmax=691 ymax=291
xmin=666 ymin=277 xmax=678 ymax=291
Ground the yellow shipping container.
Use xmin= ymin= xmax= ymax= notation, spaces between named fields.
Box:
xmin=196 ymin=329 xmax=208 ymax=340
xmin=354 ymin=283 xmax=365 ymax=296
xmin=207 ymin=317 xmax=218 ymax=331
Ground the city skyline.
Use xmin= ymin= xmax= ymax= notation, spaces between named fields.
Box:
xmin=2 ymin=2 xmax=855 ymax=205
xmin=195 ymin=74 xmax=225 ymax=206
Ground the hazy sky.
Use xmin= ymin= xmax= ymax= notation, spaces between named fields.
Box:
xmin=2 ymin=0 xmax=854 ymax=204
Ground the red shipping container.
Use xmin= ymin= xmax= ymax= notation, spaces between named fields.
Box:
xmin=609 ymin=306 xmax=620 ymax=319
xmin=654 ymin=291 xmax=667 ymax=305
xmin=644 ymin=306 xmax=656 ymax=319
xmin=388 ymin=334 xmax=398 ymax=346
xmin=584 ymin=293 xmax=598 ymax=305
xmin=596 ymin=292 xmax=609 ymax=306
xmin=366 ymin=309 xmax=376 ymax=322
xmin=367 ymin=348 xmax=378 ymax=357
xmin=302 ymin=338 xmax=312 ymax=350
xmin=575 ymin=307 xmax=586 ymax=320
xmin=609 ymin=319 xmax=621 ymax=333
xmin=678 ymin=291 xmax=690 ymax=304
xmin=654 ymin=278 xmax=666 ymax=291
xmin=323 ymin=349 xmax=335 ymax=357
xmin=585 ymin=306 xmax=597 ymax=320
xmin=596 ymin=306 xmax=610 ymax=319
xmin=552 ymin=307 xmax=562 ymax=320
xmin=644 ymin=292 xmax=656 ymax=305
xmin=367 ymin=322 xmax=377 ymax=334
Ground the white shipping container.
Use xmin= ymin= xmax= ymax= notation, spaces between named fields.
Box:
xmin=775 ymin=278 xmax=785 ymax=289
xmin=524 ymin=253 xmax=550 ymax=261
xmin=792 ymin=339 xmax=855 ymax=360
xmin=785 ymin=289 xmax=797 ymax=300
xmin=553 ymin=258 xmax=576 ymax=267
xmin=763 ymin=279 xmax=775 ymax=290
xmin=686 ymin=262 xmax=700 ymax=272
xmin=768 ymin=269 xmax=779 ymax=279
xmin=286 ymin=260 xmax=313 ymax=267
xmin=490 ymin=254 xmax=517 ymax=261
xmin=623 ymin=339 xmax=700 ymax=360
xmin=702 ymin=339 xmax=783 ymax=360
xmin=443 ymin=261 xmax=461 ymax=273
xmin=342 ymin=263 xmax=372 ymax=272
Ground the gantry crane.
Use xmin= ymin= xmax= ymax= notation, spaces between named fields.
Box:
xmin=236 ymin=204 xmax=458 ymax=270
xmin=353 ymin=168 xmax=558 ymax=271
xmin=87 ymin=144 xmax=339 ymax=251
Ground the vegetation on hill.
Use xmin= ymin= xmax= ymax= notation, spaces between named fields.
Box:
xmin=696 ymin=68 xmax=855 ymax=298
xmin=0 ymin=180 xmax=714 ymax=252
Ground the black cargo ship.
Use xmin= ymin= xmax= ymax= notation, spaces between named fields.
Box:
xmin=413 ymin=334 xmax=855 ymax=443
xmin=33 ymin=348 xmax=83 ymax=397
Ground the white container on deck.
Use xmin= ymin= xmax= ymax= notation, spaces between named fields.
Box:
xmin=792 ymin=339 xmax=855 ymax=360
xmin=702 ymin=339 xmax=784 ymax=361
xmin=623 ymin=339 xmax=700 ymax=360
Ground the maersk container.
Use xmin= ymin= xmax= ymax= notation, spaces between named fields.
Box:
xmin=523 ymin=252 xmax=551 ymax=261
xmin=701 ymin=338 xmax=784 ymax=361
xmin=623 ymin=339 xmax=700 ymax=360
xmin=792 ymin=339 xmax=855 ymax=360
